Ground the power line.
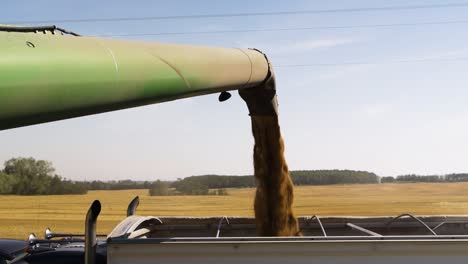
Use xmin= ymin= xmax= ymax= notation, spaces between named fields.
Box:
xmin=95 ymin=20 xmax=468 ymax=37
xmin=276 ymin=57 xmax=468 ymax=68
xmin=8 ymin=2 xmax=468 ymax=24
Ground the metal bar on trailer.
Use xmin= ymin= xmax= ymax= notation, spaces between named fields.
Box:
xmin=305 ymin=215 xmax=327 ymax=237
xmin=386 ymin=213 xmax=437 ymax=236
xmin=216 ymin=217 xmax=230 ymax=238
xmin=346 ymin=223 xmax=382 ymax=237
xmin=107 ymin=235 xmax=468 ymax=245
xmin=433 ymin=221 xmax=468 ymax=231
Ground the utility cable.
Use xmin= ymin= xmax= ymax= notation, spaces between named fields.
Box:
xmin=276 ymin=57 xmax=468 ymax=68
xmin=95 ymin=20 xmax=468 ymax=37
xmin=7 ymin=2 xmax=468 ymax=24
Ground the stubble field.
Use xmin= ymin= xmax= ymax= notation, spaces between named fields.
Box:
xmin=1 ymin=182 xmax=468 ymax=239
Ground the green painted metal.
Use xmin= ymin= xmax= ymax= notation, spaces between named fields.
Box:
xmin=0 ymin=28 xmax=270 ymax=130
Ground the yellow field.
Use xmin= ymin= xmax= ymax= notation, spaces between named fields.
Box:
xmin=1 ymin=182 xmax=468 ymax=239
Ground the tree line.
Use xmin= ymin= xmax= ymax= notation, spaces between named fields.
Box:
xmin=155 ymin=170 xmax=379 ymax=195
xmin=3 ymin=157 xmax=468 ymax=196
xmin=0 ymin=157 xmax=87 ymax=195
xmin=381 ymin=174 xmax=468 ymax=183
xmin=85 ymin=180 xmax=152 ymax=190
xmin=291 ymin=170 xmax=379 ymax=185
xmin=170 ymin=170 xmax=379 ymax=190
xmin=149 ymin=180 xmax=228 ymax=196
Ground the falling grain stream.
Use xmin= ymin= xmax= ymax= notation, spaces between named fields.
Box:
xmin=250 ymin=116 xmax=301 ymax=236
xmin=240 ymin=69 xmax=301 ymax=236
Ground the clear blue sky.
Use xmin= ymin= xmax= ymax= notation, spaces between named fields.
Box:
xmin=1 ymin=0 xmax=468 ymax=181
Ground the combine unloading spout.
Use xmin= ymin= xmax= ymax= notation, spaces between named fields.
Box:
xmin=0 ymin=26 xmax=273 ymax=130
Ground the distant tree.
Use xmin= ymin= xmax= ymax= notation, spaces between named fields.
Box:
xmin=396 ymin=174 xmax=444 ymax=183
xmin=143 ymin=181 xmax=151 ymax=189
xmin=0 ymin=172 xmax=17 ymax=194
xmin=174 ymin=180 xmax=209 ymax=195
xmin=381 ymin=176 xmax=395 ymax=183
xmin=4 ymin=157 xmax=55 ymax=176
xmin=291 ymin=170 xmax=379 ymax=185
xmin=217 ymin=188 xmax=228 ymax=195
xmin=4 ymin=157 xmax=54 ymax=195
xmin=445 ymin=173 xmax=468 ymax=182
xmin=171 ymin=170 xmax=380 ymax=190
xmin=149 ymin=180 xmax=170 ymax=196
xmin=49 ymin=175 xmax=64 ymax=194
xmin=84 ymin=180 xmax=154 ymax=190
xmin=172 ymin=175 xmax=254 ymax=189
xmin=1 ymin=157 xmax=87 ymax=195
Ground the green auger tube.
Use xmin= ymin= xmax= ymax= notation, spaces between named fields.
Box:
xmin=0 ymin=25 xmax=272 ymax=131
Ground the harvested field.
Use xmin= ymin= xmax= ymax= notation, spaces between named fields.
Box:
xmin=1 ymin=182 xmax=468 ymax=239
